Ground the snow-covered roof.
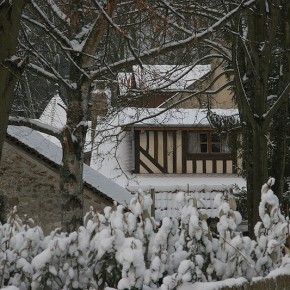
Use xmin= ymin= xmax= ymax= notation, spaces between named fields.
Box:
xmin=125 ymin=108 xmax=238 ymax=127
xmin=134 ymin=65 xmax=211 ymax=89
xmin=42 ymin=88 xmax=234 ymax=132
xmin=39 ymin=93 xmax=91 ymax=151
xmin=117 ymin=65 xmax=211 ymax=95
xmin=110 ymin=107 xmax=239 ymax=128
xmin=40 ymin=93 xmax=66 ymax=128
xmin=6 ymin=126 xmax=132 ymax=206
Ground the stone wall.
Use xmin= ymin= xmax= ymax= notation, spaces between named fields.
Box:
xmin=220 ymin=274 xmax=290 ymax=290
xmin=0 ymin=141 xmax=113 ymax=234
xmin=186 ymin=274 xmax=290 ymax=290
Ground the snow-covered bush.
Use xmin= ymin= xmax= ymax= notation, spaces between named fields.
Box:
xmin=254 ymin=178 xmax=289 ymax=276
xmin=208 ymin=193 xmax=256 ymax=281
xmin=0 ymin=207 xmax=44 ymax=289
xmin=211 ymin=234 xmax=257 ymax=280
xmin=1 ymin=179 xmax=290 ymax=290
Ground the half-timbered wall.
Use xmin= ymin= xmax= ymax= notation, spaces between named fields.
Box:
xmin=134 ymin=129 xmax=236 ymax=174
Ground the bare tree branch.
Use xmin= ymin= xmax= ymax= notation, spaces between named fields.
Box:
xmin=90 ymin=0 xmax=256 ymax=79
xmin=8 ymin=116 xmax=63 ymax=140
xmin=27 ymin=1 xmax=72 ymax=48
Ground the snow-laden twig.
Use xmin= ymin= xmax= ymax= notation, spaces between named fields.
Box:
xmin=8 ymin=116 xmax=63 ymax=140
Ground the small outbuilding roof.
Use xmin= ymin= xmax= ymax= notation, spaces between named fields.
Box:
xmin=6 ymin=126 xmax=132 ymax=206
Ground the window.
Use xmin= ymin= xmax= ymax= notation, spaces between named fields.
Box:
xmin=188 ymin=132 xmax=230 ymax=154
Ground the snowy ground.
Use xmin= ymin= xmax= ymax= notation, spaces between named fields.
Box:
xmin=126 ymin=174 xmax=246 ymax=192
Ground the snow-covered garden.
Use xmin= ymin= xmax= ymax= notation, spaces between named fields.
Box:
xmin=1 ymin=178 xmax=290 ymax=290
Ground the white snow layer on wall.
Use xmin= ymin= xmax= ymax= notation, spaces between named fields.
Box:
xmin=178 ymin=277 xmax=248 ymax=290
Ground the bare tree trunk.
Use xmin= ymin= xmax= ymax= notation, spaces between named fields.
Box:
xmin=270 ymin=103 xmax=288 ymax=201
xmin=58 ymin=0 xmax=118 ymax=232
xmin=60 ymin=84 xmax=89 ymax=232
xmin=242 ymin=123 xmax=268 ymax=238
xmin=60 ymin=126 xmax=86 ymax=233
xmin=243 ymin=125 xmax=254 ymax=235
xmin=0 ymin=0 xmax=27 ymax=160
xmin=270 ymin=2 xmax=290 ymax=202
xmin=232 ymin=0 xmax=290 ymax=236
xmin=249 ymin=125 xmax=268 ymax=236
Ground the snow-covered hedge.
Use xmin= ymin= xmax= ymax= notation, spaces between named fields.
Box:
xmin=0 ymin=178 xmax=290 ymax=290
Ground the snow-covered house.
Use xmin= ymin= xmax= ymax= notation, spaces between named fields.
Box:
xmin=91 ymin=108 xmax=242 ymax=179
xmin=1 ymin=126 xmax=132 ymax=233
xmin=89 ymin=107 xmax=245 ymax=223
xmin=125 ymin=109 xmax=238 ymax=175
xmin=115 ymin=63 xmax=235 ymax=110
xmin=37 ymin=94 xmax=245 ymax=216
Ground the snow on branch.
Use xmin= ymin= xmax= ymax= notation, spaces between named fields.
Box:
xmin=263 ymin=81 xmax=290 ymax=126
xmin=93 ymin=0 xmax=133 ymax=42
xmin=27 ymin=63 xmax=75 ymax=90
xmin=28 ymin=0 xmax=72 ymax=48
xmin=46 ymin=0 xmax=70 ymax=25
xmin=201 ymin=39 xmax=231 ymax=60
xmin=232 ymin=39 xmax=255 ymax=125
xmin=2 ymin=55 xmax=29 ymax=78
xmin=160 ymin=0 xmax=186 ymax=20
xmin=70 ymin=2 xmax=118 ymax=74
xmin=8 ymin=116 xmax=63 ymax=140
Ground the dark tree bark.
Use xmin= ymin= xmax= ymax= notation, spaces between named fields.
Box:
xmin=269 ymin=103 xmax=288 ymax=201
xmin=232 ymin=0 xmax=290 ymax=237
xmin=0 ymin=0 xmax=28 ymax=160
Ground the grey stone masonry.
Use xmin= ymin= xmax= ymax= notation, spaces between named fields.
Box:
xmin=0 ymin=140 xmax=113 ymax=234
